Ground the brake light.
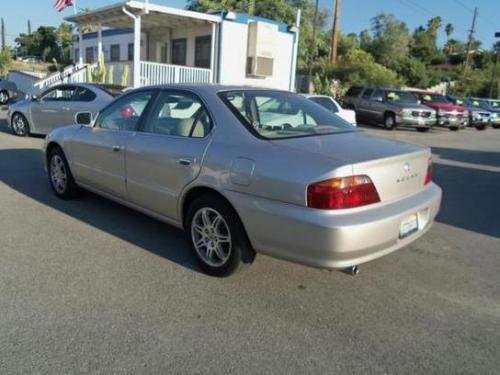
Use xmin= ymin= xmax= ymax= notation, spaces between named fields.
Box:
xmin=424 ymin=158 xmax=432 ymax=185
xmin=307 ymin=175 xmax=380 ymax=210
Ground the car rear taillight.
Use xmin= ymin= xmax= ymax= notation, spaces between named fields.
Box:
xmin=307 ymin=175 xmax=380 ymax=210
xmin=424 ymin=158 xmax=432 ymax=185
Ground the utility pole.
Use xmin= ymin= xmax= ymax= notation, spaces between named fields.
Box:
xmin=307 ymin=0 xmax=319 ymax=93
xmin=1 ymin=18 xmax=5 ymax=50
xmin=490 ymin=34 xmax=500 ymax=98
xmin=330 ymin=0 xmax=341 ymax=64
xmin=28 ymin=20 xmax=32 ymax=35
xmin=464 ymin=7 xmax=478 ymax=71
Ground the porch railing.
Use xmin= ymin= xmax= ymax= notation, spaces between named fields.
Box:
xmin=139 ymin=61 xmax=211 ymax=86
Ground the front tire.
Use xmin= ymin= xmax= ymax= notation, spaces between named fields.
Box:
xmin=475 ymin=124 xmax=486 ymax=131
xmin=384 ymin=113 xmax=395 ymax=130
xmin=47 ymin=147 xmax=79 ymax=199
xmin=11 ymin=113 xmax=30 ymax=137
xmin=185 ymin=194 xmax=255 ymax=277
xmin=0 ymin=90 xmax=9 ymax=105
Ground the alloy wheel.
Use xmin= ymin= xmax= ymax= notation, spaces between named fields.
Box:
xmin=191 ymin=207 xmax=232 ymax=267
xmin=50 ymin=155 xmax=68 ymax=194
xmin=12 ymin=114 xmax=28 ymax=136
xmin=0 ymin=91 xmax=8 ymax=104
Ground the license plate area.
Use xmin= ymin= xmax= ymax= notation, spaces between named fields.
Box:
xmin=399 ymin=213 xmax=418 ymax=239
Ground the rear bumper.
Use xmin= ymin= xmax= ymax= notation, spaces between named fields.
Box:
xmin=226 ymin=183 xmax=442 ymax=269
xmin=396 ymin=115 xmax=434 ymax=128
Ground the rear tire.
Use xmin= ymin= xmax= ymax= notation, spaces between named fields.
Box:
xmin=0 ymin=90 xmax=9 ymax=105
xmin=11 ymin=113 xmax=30 ymax=137
xmin=417 ymin=127 xmax=430 ymax=132
xmin=449 ymin=126 xmax=459 ymax=131
xmin=384 ymin=113 xmax=396 ymax=130
xmin=475 ymin=124 xmax=486 ymax=131
xmin=185 ymin=194 xmax=255 ymax=277
xmin=47 ymin=147 xmax=79 ymax=199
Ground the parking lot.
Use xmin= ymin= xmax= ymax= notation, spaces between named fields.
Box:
xmin=0 ymin=107 xmax=499 ymax=374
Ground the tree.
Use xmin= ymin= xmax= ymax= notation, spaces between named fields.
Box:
xmin=411 ymin=17 xmax=445 ymax=65
xmin=363 ymin=14 xmax=410 ymax=68
xmin=445 ymin=23 xmax=454 ymax=41
xmin=0 ymin=47 xmax=12 ymax=76
xmin=187 ymin=0 xmax=327 ymax=69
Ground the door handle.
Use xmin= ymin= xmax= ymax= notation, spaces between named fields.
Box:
xmin=112 ymin=145 xmax=122 ymax=152
xmin=178 ymin=158 xmax=193 ymax=166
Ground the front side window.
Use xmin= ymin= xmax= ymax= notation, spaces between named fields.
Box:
xmin=97 ymin=91 xmax=153 ymax=131
xmin=142 ymin=91 xmax=212 ymax=138
xmin=72 ymin=87 xmax=96 ymax=102
xmin=41 ymin=86 xmax=76 ymax=101
xmin=85 ymin=47 xmax=95 ymax=63
xmin=171 ymin=39 xmax=187 ymax=65
xmin=220 ymin=90 xmax=355 ymax=139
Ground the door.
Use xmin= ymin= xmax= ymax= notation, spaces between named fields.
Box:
xmin=356 ymin=88 xmax=374 ymax=122
xmin=368 ymin=89 xmax=386 ymax=123
xmin=125 ymin=90 xmax=213 ymax=220
xmin=31 ymin=85 xmax=77 ymax=134
xmin=70 ymin=90 xmax=155 ymax=199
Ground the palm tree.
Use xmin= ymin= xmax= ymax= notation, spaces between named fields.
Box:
xmin=445 ymin=23 xmax=454 ymax=41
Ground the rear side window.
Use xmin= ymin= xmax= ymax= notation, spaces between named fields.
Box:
xmin=361 ymin=89 xmax=374 ymax=99
xmin=309 ymin=97 xmax=338 ymax=113
xmin=41 ymin=86 xmax=76 ymax=101
xmin=345 ymin=87 xmax=363 ymax=97
xmin=97 ymin=91 xmax=153 ymax=131
xmin=141 ymin=91 xmax=212 ymax=138
xmin=73 ymin=87 xmax=96 ymax=102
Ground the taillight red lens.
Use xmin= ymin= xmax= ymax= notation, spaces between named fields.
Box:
xmin=307 ymin=175 xmax=381 ymax=210
xmin=424 ymin=158 xmax=432 ymax=185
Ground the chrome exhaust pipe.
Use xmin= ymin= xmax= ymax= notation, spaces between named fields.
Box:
xmin=342 ymin=265 xmax=359 ymax=276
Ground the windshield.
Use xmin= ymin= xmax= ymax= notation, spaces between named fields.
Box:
xmin=219 ymin=90 xmax=355 ymax=139
xmin=469 ymin=99 xmax=488 ymax=109
xmin=385 ymin=90 xmax=418 ymax=104
xmin=421 ymin=94 xmax=449 ymax=103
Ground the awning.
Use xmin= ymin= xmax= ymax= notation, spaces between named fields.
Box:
xmin=65 ymin=0 xmax=221 ymax=30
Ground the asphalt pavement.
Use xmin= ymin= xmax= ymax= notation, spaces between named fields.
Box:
xmin=0 ymin=109 xmax=499 ymax=374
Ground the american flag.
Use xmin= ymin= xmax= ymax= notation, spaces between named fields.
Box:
xmin=54 ymin=0 xmax=73 ymax=12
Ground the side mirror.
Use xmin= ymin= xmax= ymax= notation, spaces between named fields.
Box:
xmin=75 ymin=111 xmax=93 ymax=126
xmin=32 ymin=95 xmax=39 ymax=101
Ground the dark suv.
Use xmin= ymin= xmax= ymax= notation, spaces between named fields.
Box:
xmin=343 ymin=87 xmax=436 ymax=131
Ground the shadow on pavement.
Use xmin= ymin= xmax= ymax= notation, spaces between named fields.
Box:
xmin=432 ymin=147 xmax=500 ymax=238
xmin=0 ymin=147 xmax=200 ymax=273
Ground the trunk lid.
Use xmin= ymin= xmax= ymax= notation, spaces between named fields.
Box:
xmin=272 ymin=131 xmax=430 ymax=203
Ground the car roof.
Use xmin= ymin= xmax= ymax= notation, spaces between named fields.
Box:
xmin=126 ymin=84 xmax=292 ymax=95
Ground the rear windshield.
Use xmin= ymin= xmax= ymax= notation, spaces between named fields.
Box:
xmin=219 ymin=90 xmax=355 ymax=140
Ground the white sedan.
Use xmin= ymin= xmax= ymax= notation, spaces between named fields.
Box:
xmin=304 ymin=94 xmax=357 ymax=126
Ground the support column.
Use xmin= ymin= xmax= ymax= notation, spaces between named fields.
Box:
xmin=97 ymin=23 xmax=103 ymax=61
xmin=133 ymin=15 xmax=141 ymax=87
xmin=78 ymin=27 xmax=83 ymax=65
xmin=209 ymin=22 xmax=216 ymax=83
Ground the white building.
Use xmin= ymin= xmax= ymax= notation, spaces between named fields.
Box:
xmin=67 ymin=1 xmax=300 ymax=90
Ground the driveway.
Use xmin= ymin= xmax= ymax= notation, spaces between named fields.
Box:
xmin=0 ymin=111 xmax=499 ymax=374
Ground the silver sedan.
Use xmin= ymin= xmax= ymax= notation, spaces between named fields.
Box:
xmin=44 ymin=85 xmax=442 ymax=277
xmin=8 ymin=83 xmax=123 ymax=136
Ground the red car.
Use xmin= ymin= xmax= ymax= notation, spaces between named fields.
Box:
xmin=411 ymin=91 xmax=468 ymax=131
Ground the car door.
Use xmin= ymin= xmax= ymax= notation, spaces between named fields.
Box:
xmin=368 ymin=89 xmax=386 ymax=123
xmin=70 ymin=90 xmax=155 ymax=199
xmin=356 ymin=88 xmax=374 ymax=121
xmin=31 ymin=85 xmax=78 ymax=133
xmin=125 ymin=90 xmax=213 ymax=220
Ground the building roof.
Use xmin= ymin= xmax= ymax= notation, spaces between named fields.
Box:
xmin=65 ymin=1 xmax=221 ymax=30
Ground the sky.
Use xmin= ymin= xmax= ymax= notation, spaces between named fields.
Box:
xmin=2 ymin=0 xmax=499 ymax=49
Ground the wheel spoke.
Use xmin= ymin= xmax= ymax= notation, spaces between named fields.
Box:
xmin=213 ymin=244 xmax=227 ymax=260
xmin=201 ymin=209 xmax=211 ymax=226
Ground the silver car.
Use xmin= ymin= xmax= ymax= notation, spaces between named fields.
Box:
xmin=8 ymin=83 xmax=123 ymax=136
xmin=0 ymin=78 xmax=20 ymax=104
xmin=44 ymin=85 xmax=442 ymax=277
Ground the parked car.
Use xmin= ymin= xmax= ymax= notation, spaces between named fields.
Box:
xmin=343 ymin=86 xmax=435 ymax=131
xmin=409 ymin=91 xmax=468 ymax=130
xmin=0 ymin=78 xmax=20 ymax=105
xmin=8 ymin=83 xmax=125 ymax=136
xmin=303 ymin=94 xmax=356 ymax=125
xmin=468 ymin=97 xmax=500 ymax=129
xmin=446 ymin=95 xmax=491 ymax=130
xmin=44 ymin=85 xmax=442 ymax=277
